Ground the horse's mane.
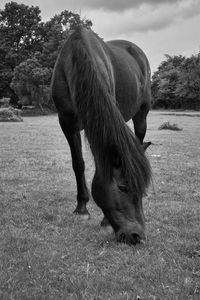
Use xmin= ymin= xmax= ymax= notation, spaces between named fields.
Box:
xmin=66 ymin=26 xmax=151 ymax=197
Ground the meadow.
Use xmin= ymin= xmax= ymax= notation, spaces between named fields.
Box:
xmin=0 ymin=110 xmax=199 ymax=300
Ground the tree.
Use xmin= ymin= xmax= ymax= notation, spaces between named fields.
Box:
xmin=151 ymin=53 xmax=200 ymax=110
xmin=151 ymin=55 xmax=185 ymax=109
xmin=175 ymin=53 xmax=200 ymax=109
xmin=0 ymin=1 xmax=44 ymax=98
xmin=0 ymin=2 xmax=43 ymax=62
xmin=11 ymin=58 xmax=52 ymax=110
xmin=0 ymin=2 xmax=92 ymax=108
xmin=10 ymin=9 xmax=92 ymax=109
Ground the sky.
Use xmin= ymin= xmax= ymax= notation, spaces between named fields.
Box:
xmin=1 ymin=0 xmax=200 ymax=72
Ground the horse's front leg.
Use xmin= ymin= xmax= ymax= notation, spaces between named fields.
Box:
xmin=59 ymin=115 xmax=90 ymax=218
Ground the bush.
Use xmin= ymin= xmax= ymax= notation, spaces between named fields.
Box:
xmin=0 ymin=107 xmax=23 ymax=122
xmin=0 ymin=97 xmax=10 ymax=107
xmin=158 ymin=121 xmax=182 ymax=131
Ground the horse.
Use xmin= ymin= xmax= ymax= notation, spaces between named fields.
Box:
xmin=51 ymin=26 xmax=151 ymax=244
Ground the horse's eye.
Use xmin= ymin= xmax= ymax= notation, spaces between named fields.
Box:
xmin=118 ymin=185 xmax=129 ymax=193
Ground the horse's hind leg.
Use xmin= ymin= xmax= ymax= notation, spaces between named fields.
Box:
xmin=59 ymin=115 xmax=90 ymax=218
xmin=132 ymin=106 xmax=149 ymax=144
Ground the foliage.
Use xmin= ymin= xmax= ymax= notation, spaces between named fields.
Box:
xmin=0 ymin=97 xmax=10 ymax=107
xmin=11 ymin=58 xmax=52 ymax=109
xmin=151 ymin=55 xmax=185 ymax=109
xmin=0 ymin=2 xmax=43 ymax=57
xmin=0 ymin=106 xmax=23 ymax=122
xmin=0 ymin=2 xmax=92 ymax=106
xmin=151 ymin=54 xmax=200 ymax=110
xmin=175 ymin=54 xmax=200 ymax=109
xmin=158 ymin=121 xmax=182 ymax=131
xmin=0 ymin=1 xmax=44 ymax=99
xmin=0 ymin=68 xmax=13 ymax=97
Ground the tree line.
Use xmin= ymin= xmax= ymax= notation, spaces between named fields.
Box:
xmin=0 ymin=1 xmax=92 ymax=109
xmin=151 ymin=54 xmax=200 ymax=110
xmin=0 ymin=2 xmax=199 ymax=110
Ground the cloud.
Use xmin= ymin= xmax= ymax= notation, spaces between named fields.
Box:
xmin=62 ymin=0 xmax=182 ymax=12
xmin=1 ymin=0 xmax=199 ymax=36
xmin=56 ymin=0 xmax=199 ymax=14
xmin=87 ymin=0 xmax=200 ymax=37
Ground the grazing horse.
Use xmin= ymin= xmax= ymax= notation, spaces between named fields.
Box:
xmin=51 ymin=26 xmax=151 ymax=244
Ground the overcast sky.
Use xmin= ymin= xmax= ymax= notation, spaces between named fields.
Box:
xmin=1 ymin=0 xmax=200 ymax=72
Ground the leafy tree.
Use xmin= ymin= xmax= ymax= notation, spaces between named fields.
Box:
xmin=0 ymin=2 xmax=92 ymax=108
xmin=11 ymin=9 xmax=92 ymax=109
xmin=11 ymin=58 xmax=52 ymax=110
xmin=151 ymin=55 xmax=185 ymax=109
xmin=175 ymin=53 xmax=200 ymax=109
xmin=0 ymin=2 xmax=43 ymax=62
xmin=151 ymin=53 xmax=200 ymax=110
xmin=0 ymin=1 xmax=44 ymax=98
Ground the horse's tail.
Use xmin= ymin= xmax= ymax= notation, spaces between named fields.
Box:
xmin=67 ymin=27 xmax=151 ymax=197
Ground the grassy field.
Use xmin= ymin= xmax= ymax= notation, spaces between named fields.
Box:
xmin=0 ymin=110 xmax=199 ymax=300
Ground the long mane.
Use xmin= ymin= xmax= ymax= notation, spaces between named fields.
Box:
xmin=66 ymin=26 xmax=151 ymax=197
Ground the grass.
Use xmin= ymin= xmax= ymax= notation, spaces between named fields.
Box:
xmin=0 ymin=110 xmax=200 ymax=300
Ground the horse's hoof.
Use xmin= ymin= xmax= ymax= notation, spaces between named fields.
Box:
xmin=73 ymin=210 xmax=90 ymax=220
xmin=79 ymin=213 xmax=90 ymax=221
xmin=101 ymin=225 xmax=114 ymax=234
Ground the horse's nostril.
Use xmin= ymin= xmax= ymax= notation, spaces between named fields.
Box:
xmin=130 ymin=233 xmax=141 ymax=245
xmin=117 ymin=232 xmax=126 ymax=243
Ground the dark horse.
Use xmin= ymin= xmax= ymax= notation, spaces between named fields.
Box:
xmin=51 ymin=26 xmax=151 ymax=244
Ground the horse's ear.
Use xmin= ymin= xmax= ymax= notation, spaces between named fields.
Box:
xmin=142 ymin=141 xmax=151 ymax=151
xmin=108 ymin=145 xmax=121 ymax=168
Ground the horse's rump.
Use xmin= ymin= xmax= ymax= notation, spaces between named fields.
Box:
xmin=106 ymin=40 xmax=151 ymax=121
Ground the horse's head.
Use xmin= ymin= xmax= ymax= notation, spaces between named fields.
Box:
xmin=92 ymin=142 xmax=151 ymax=245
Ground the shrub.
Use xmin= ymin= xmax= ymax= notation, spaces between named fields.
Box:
xmin=158 ymin=121 xmax=182 ymax=131
xmin=0 ymin=107 xmax=23 ymax=122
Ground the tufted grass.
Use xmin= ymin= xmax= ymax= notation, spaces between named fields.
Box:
xmin=158 ymin=121 xmax=183 ymax=131
xmin=0 ymin=111 xmax=199 ymax=300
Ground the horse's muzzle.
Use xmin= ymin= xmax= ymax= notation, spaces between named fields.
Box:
xmin=116 ymin=230 xmax=146 ymax=245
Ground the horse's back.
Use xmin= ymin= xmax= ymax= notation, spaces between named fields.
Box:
xmin=106 ymin=40 xmax=151 ymax=121
xmin=108 ymin=40 xmax=149 ymax=76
